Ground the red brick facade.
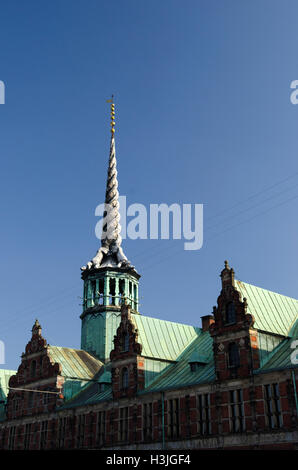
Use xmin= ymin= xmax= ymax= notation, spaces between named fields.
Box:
xmin=110 ymin=303 xmax=145 ymax=399
xmin=1 ymin=374 xmax=297 ymax=450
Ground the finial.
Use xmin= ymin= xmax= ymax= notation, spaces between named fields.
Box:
xmin=224 ymin=260 xmax=229 ymax=269
xmin=32 ymin=319 xmax=41 ymax=330
xmin=32 ymin=319 xmax=42 ymax=335
xmin=106 ymin=95 xmax=115 ymax=135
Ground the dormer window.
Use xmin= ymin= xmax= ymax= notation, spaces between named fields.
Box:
xmin=225 ymin=302 xmax=236 ymax=325
xmin=98 ymin=370 xmax=111 ymax=393
xmin=188 ymin=352 xmax=209 ymax=372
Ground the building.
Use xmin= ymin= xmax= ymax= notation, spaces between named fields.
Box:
xmin=0 ymin=101 xmax=298 ymax=450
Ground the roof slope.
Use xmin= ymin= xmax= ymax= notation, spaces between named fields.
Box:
xmin=0 ymin=369 xmax=16 ymax=401
xmin=140 ymin=330 xmax=215 ymax=393
xmin=255 ymin=337 xmax=298 ymax=373
xmin=48 ymin=346 xmax=103 ymax=379
xmin=132 ymin=314 xmax=201 ymax=361
xmin=0 ymin=369 xmax=17 ymax=422
xmin=235 ymin=280 xmax=298 ymax=337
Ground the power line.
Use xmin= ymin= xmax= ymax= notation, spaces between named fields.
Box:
xmin=8 ymin=387 xmax=61 ymax=395
xmin=2 ymin=169 xmax=298 ymax=335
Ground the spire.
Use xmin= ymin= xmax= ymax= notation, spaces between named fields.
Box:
xmin=81 ymin=97 xmax=133 ymax=271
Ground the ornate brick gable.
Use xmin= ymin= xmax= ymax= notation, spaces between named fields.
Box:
xmin=209 ymin=261 xmax=260 ymax=381
xmin=110 ymin=302 xmax=144 ymax=398
xmin=7 ymin=320 xmax=64 ymax=420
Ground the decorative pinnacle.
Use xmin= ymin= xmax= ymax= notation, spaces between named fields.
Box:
xmin=107 ymin=95 xmax=115 ymax=135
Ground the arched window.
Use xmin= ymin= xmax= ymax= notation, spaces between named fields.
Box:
xmin=225 ymin=302 xmax=236 ymax=324
xmin=228 ymin=342 xmax=240 ymax=368
xmin=122 ymin=332 xmax=129 ymax=352
xmin=122 ymin=368 xmax=128 ymax=390
xmin=31 ymin=360 xmax=36 ymax=378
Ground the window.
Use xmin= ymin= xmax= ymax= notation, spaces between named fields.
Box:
xmin=168 ymin=398 xmax=180 ymax=439
xmin=122 ymin=367 xmax=129 ymax=390
xmin=28 ymin=391 xmax=34 ymax=410
xmin=264 ymin=383 xmax=282 ymax=429
xmin=1 ymin=428 xmax=6 ymax=449
xmin=40 ymin=421 xmax=48 ymax=450
xmin=31 ymin=360 xmax=37 ymax=378
xmin=12 ymin=396 xmax=20 ymax=417
xmin=91 ymin=280 xmax=97 ymax=305
xmin=122 ymin=332 xmax=130 ymax=352
xmin=132 ymin=406 xmax=137 ymax=442
xmin=83 ymin=282 xmax=87 ymax=308
xmin=228 ymin=343 xmax=240 ymax=368
xmin=229 ymin=389 xmax=245 ymax=432
xmin=77 ymin=415 xmax=85 ymax=448
xmin=119 ymin=407 xmax=129 ymax=442
xmin=24 ymin=423 xmax=31 ymax=450
xmin=58 ymin=417 xmax=67 ymax=449
xmin=197 ymin=394 xmax=211 ymax=435
xmin=143 ymin=403 xmax=153 ymax=441
xmin=184 ymin=395 xmax=191 ymax=438
xmin=157 ymin=400 xmax=163 ymax=440
xmin=225 ymin=302 xmax=236 ymax=324
xmin=96 ymin=411 xmax=106 ymax=447
xmin=109 ymin=410 xmax=115 ymax=445
xmin=8 ymin=426 xmax=16 ymax=450
xmin=43 ymin=390 xmax=51 ymax=405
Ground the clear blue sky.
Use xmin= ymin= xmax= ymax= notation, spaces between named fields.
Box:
xmin=1 ymin=0 xmax=298 ymax=369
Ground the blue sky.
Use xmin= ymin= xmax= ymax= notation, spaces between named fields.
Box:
xmin=1 ymin=0 xmax=298 ymax=369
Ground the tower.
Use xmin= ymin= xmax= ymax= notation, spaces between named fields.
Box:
xmin=80 ymin=98 xmax=140 ymax=362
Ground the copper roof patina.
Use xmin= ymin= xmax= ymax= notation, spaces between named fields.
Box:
xmin=48 ymin=346 xmax=103 ymax=379
xmin=235 ymin=280 xmax=298 ymax=337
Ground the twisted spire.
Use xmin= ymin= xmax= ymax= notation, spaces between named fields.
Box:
xmin=101 ymin=100 xmax=121 ymax=248
xmin=81 ymin=97 xmax=132 ymax=271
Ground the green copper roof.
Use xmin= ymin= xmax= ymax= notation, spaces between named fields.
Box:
xmin=60 ymin=384 xmax=112 ymax=409
xmin=255 ymin=337 xmax=298 ymax=373
xmin=48 ymin=346 xmax=103 ymax=379
xmin=98 ymin=370 xmax=111 ymax=384
xmin=0 ymin=369 xmax=16 ymax=401
xmin=132 ymin=314 xmax=201 ymax=361
xmin=140 ymin=330 xmax=215 ymax=393
xmin=0 ymin=369 xmax=17 ymax=422
xmin=47 ymin=346 xmax=104 ymax=402
xmin=235 ymin=280 xmax=298 ymax=337
xmin=188 ymin=351 xmax=209 ymax=364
